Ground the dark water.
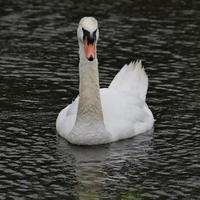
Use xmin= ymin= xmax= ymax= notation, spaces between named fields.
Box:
xmin=0 ymin=0 xmax=200 ymax=199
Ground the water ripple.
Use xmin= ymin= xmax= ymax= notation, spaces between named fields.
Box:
xmin=0 ymin=0 xmax=200 ymax=199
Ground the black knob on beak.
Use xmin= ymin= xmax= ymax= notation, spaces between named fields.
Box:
xmin=87 ymin=34 xmax=95 ymax=44
xmin=82 ymin=28 xmax=97 ymax=44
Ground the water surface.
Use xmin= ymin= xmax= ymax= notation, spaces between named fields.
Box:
xmin=0 ymin=0 xmax=200 ymax=199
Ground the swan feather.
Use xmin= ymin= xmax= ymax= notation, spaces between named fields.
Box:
xmin=56 ymin=60 xmax=154 ymax=143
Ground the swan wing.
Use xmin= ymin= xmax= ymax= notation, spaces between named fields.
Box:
xmin=56 ymin=98 xmax=78 ymax=139
xmin=101 ymin=88 xmax=154 ymax=141
xmin=109 ymin=60 xmax=148 ymax=101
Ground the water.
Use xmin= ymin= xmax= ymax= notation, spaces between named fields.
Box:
xmin=0 ymin=0 xmax=200 ymax=199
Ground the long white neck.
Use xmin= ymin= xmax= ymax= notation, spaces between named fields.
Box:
xmin=68 ymin=41 xmax=111 ymax=145
xmin=76 ymin=43 xmax=104 ymax=123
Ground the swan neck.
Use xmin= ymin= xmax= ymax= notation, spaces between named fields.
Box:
xmin=77 ymin=58 xmax=104 ymax=122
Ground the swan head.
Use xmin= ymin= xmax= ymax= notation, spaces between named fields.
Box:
xmin=77 ymin=17 xmax=99 ymax=62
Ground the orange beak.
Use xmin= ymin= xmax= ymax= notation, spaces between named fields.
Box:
xmin=84 ymin=37 xmax=96 ymax=61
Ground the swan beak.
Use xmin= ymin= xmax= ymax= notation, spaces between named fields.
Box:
xmin=84 ymin=37 xmax=96 ymax=61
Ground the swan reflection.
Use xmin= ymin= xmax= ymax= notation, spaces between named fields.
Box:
xmin=56 ymin=129 xmax=153 ymax=199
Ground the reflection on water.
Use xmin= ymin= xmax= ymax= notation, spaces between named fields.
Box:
xmin=0 ymin=0 xmax=200 ymax=199
xmin=57 ymin=130 xmax=153 ymax=200
xmin=57 ymin=138 xmax=109 ymax=200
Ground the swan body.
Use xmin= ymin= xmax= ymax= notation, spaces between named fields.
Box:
xmin=56 ymin=17 xmax=154 ymax=145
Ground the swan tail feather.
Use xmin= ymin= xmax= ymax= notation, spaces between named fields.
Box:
xmin=109 ymin=60 xmax=148 ymax=100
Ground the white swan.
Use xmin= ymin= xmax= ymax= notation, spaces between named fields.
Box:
xmin=56 ymin=17 xmax=154 ymax=145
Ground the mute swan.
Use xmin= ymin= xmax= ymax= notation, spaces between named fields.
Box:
xmin=56 ymin=17 xmax=154 ymax=145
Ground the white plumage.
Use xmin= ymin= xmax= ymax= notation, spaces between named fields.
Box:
xmin=56 ymin=17 xmax=154 ymax=145
xmin=56 ymin=61 xmax=154 ymax=144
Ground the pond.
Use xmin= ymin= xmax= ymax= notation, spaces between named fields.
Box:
xmin=0 ymin=0 xmax=200 ymax=199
